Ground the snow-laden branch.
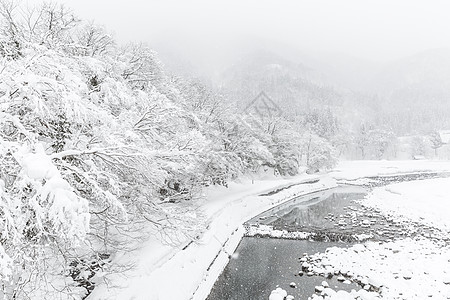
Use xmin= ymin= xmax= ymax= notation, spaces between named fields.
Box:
xmin=50 ymin=146 xmax=193 ymax=160
xmin=0 ymin=112 xmax=35 ymax=141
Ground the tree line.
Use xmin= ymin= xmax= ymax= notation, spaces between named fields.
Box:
xmin=0 ymin=1 xmax=338 ymax=298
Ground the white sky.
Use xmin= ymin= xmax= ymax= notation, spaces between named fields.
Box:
xmin=54 ymin=0 xmax=450 ymax=62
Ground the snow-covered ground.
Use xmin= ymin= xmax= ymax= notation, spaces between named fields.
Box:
xmin=89 ymin=160 xmax=450 ymax=300
xmin=330 ymin=160 xmax=450 ymax=180
xmin=303 ymin=173 xmax=450 ymax=299
xmin=363 ymin=178 xmax=450 ymax=232
xmin=306 ymin=238 xmax=450 ymax=299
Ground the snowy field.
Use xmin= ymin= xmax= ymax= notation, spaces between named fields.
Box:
xmin=89 ymin=160 xmax=450 ymax=300
xmin=364 ymin=178 xmax=450 ymax=232
xmin=330 ymin=160 xmax=450 ymax=180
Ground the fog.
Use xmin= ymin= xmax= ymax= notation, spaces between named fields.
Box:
xmin=56 ymin=0 xmax=450 ymax=63
xmin=51 ymin=0 xmax=450 ymax=136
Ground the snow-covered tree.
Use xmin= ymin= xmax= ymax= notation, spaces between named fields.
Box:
xmin=354 ymin=124 xmax=370 ymax=159
xmin=411 ymin=136 xmax=426 ymax=158
xmin=0 ymin=1 xmax=346 ymax=298
xmin=367 ymin=128 xmax=396 ymax=159
xmin=268 ymin=128 xmax=303 ymax=175
xmin=353 ymin=124 xmax=396 ymax=159
xmin=429 ymin=131 xmax=443 ymax=157
xmin=302 ymin=131 xmax=338 ymax=172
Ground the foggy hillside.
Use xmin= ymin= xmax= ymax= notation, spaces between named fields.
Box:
xmin=153 ymin=38 xmax=450 ymax=135
xmin=367 ymin=48 xmax=450 ymax=133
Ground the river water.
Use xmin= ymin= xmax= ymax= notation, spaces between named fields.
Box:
xmin=207 ymin=187 xmax=367 ymax=300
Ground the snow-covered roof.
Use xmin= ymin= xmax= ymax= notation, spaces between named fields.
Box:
xmin=438 ymin=130 xmax=450 ymax=144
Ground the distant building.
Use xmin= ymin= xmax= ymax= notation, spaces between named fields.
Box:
xmin=438 ymin=130 xmax=450 ymax=144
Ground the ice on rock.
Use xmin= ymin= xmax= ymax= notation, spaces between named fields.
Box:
xmin=316 ymin=287 xmax=381 ymax=299
xmin=360 ymin=278 xmax=369 ymax=285
xmin=402 ymin=270 xmax=412 ymax=280
xmin=362 ymin=220 xmax=371 ymax=227
xmin=268 ymin=293 xmax=283 ymax=300
xmin=352 ymin=244 xmax=366 ymax=253
xmin=336 ymin=290 xmax=355 ymax=299
xmin=367 ymin=275 xmax=383 ymax=288
xmin=269 ymin=287 xmax=287 ymax=300
xmin=322 ymin=287 xmax=336 ymax=296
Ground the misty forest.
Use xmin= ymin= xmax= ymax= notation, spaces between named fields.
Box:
xmin=1 ymin=1 xmax=450 ymax=300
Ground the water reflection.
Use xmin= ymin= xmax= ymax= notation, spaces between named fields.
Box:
xmin=248 ymin=186 xmax=367 ymax=231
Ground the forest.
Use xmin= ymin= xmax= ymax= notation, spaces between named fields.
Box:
xmin=0 ymin=2 xmax=339 ymax=298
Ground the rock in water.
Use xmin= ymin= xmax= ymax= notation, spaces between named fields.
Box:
xmin=269 ymin=288 xmax=287 ymax=300
xmin=268 ymin=293 xmax=283 ymax=300
xmin=403 ymin=271 xmax=413 ymax=280
xmin=362 ymin=220 xmax=370 ymax=227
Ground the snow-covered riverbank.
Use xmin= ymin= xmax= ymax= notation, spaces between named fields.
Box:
xmin=364 ymin=178 xmax=450 ymax=232
xmin=89 ymin=173 xmax=336 ymax=300
xmin=305 ymin=237 xmax=450 ymax=299
xmin=330 ymin=160 xmax=450 ymax=180
xmin=89 ymin=160 xmax=450 ymax=300
xmin=302 ymin=176 xmax=450 ymax=300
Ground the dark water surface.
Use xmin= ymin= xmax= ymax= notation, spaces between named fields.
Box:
xmin=207 ymin=237 xmax=359 ymax=300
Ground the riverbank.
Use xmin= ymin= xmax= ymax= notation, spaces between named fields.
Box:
xmin=88 ymin=160 xmax=450 ymax=300
xmin=303 ymin=177 xmax=450 ymax=299
xmin=330 ymin=160 xmax=450 ymax=182
xmin=89 ymin=173 xmax=336 ymax=300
